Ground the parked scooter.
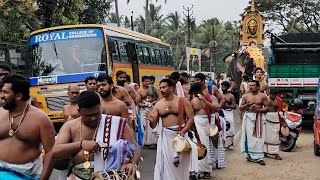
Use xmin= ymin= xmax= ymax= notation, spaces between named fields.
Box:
xmin=280 ymin=98 xmax=304 ymax=152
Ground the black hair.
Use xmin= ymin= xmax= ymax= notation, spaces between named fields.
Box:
xmin=189 ymin=82 xmax=203 ymax=95
xmin=126 ymin=75 xmax=131 ymax=82
xmin=194 ymin=73 xmax=206 ymax=81
xmin=254 ymin=67 xmax=264 ymax=73
xmin=170 ymin=72 xmax=180 ymax=81
xmin=116 ymin=70 xmax=126 ymax=77
xmin=242 ymin=75 xmax=250 ymax=82
xmin=77 ymin=91 xmax=100 ymax=109
xmin=249 ymin=79 xmax=260 ymax=87
xmin=85 ymin=76 xmax=96 ymax=84
xmin=179 ymin=78 xmax=189 ymax=85
xmin=221 ymin=81 xmax=230 ymax=88
xmin=160 ymin=78 xmax=175 ymax=87
xmin=141 ymin=76 xmax=150 ymax=82
xmin=180 ymin=72 xmax=189 ymax=78
xmin=2 ymin=74 xmax=30 ymax=101
xmin=149 ymin=75 xmax=155 ymax=81
xmin=0 ymin=64 xmax=11 ymax=73
xmin=97 ymin=74 xmax=113 ymax=84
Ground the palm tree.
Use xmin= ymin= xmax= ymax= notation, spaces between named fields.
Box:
xmin=163 ymin=12 xmax=186 ymax=68
xmin=128 ymin=0 xmax=167 ymax=33
xmin=107 ymin=12 xmax=123 ymax=24
xmin=134 ymin=15 xmax=146 ymax=33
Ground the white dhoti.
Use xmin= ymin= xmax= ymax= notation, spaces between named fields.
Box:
xmin=240 ymin=112 xmax=266 ymax=162
xmin=264 ymin=112 xmax=280 ymax=155
xmin=140 ymin=107 xmax=158 ymax=145
xmin=194 ymin=115 xmax=214 ymax=173
xmin=154 ymin=125 xmax=191 ymax=180
xmin=0 ymin=155 xmax=43 ymax=178
xmin=222 ymin=109 xmax=235 ymax=147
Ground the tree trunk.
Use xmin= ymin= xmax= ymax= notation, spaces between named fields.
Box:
xmin=144 ymin=0 xmax=149 ymax=33
xmin=115 ymin=0 xmax=121 ymax=27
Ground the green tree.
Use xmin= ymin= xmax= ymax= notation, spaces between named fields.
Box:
xmin=107 ymin=12 xmax=123 ymax=24
xmin=194 ymin=18 xmax=238 ymax=73
xmin=128 ymin=0 xmax=167 ymax=33
xmin=256 ymin=0 xmax=320 ymax=33
xmin=35 ymin=0 xmax=82 ymax=28
xmin=79 ymin=0 xmax=111 ymax=24
xmin=0 ymin=0 xmax=37 ymax=64
xmin=163 ymin=12 xmax=186 ymax=68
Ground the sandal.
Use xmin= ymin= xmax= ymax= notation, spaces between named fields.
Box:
xmin=203 ymin=172 xmax=211 ymax=179
xmin=275 ymin=155 xmax=282 ymax=160
xmin=189 ymin=172 xmax=198 ymax=180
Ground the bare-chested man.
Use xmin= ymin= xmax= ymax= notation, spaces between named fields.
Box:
xmin=137 ymin=76 xmax=161 ymax=148
xmin=97 ymin=74 xmax=130 ymax=121
xmin=240 ymin=80 xmax=269 ymax=166
xmin=220 ymin=81 xmax=237 ymax=150
xmin=190 ymin=82 xmax=221 ymax=178
xmin=115 ymin=71 xmax=141 ymax=104
xmin=145 ymin=78 xmax=195 ymax=180
xmin=264 ymin=89 xmax=283 ymax=160
xmin=84 ymin=76 xmax=97 ymax=92
xmin=63 ymin=84 xmax=81 ymax=122
xmin=254 ymin=67 xmax=270 ymax=96
xmin=51 ymin=91 xmax=141 ymax=179
xmin=194 ymin=73 xmax=223 ymax=103
xmin=0 ymin=74 xmax=55 ymax=179
xmin=112 ymin=72 xmax=138 ymax=121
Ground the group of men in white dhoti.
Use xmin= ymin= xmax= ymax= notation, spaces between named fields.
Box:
xmin=239 ymin=78 xmax=283 ymax=166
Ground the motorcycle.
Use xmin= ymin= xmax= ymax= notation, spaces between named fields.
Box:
xmin=280 ymin=98 xmax=303 ymax=152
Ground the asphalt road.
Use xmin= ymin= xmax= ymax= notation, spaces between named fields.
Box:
xmin=50 ymin=109 xmax=317 ymax=180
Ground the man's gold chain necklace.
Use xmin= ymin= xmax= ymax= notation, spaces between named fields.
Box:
xmin=8 ymin=103 xmax=30 ymax=137
xmin=80 ymin=120 xmax=100 ymax=169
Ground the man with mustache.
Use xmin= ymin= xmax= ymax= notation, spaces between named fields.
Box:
xmin=97 ymin=74 xmax=130 ymax=122
xmin=137 ymin=76 xmax=161 ymax=148
xmin=113 ymin=71 xmax=139 ymax=122
xmin=0 ymin=74 xmax=55 ymax=179
xmin=240 ymin=80 xmax=269 ymax=166
xmin=63 ymin=84 xmax=81 ymax=122
xmin=145 ymin=78 xmax=195 ymax=180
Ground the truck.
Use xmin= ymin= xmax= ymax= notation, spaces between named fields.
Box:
xmin=268 ymin=33 xmax=320 ymax=121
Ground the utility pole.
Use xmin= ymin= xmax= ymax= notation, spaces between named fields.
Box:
xmin=131 ymin=11 xmax=134 ymax=31
xmin=183 ymin=5 xmax=193 ymax=73
xmin=183 ymin=5 xmax=193 ymax=46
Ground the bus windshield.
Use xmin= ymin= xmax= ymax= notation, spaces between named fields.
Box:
xmin=29 ymin=28 xmax=105 ymax=77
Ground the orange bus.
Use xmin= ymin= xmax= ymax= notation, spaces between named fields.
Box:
xmin=26 ymin=24 xmax=174 ymax=124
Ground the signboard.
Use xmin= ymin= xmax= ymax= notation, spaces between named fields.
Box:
xmin=30 ymin=28 xmax=103 ymax=45
xmin=268 ymin=78 xmax=318 ymax=87
xmin=240 ymin=2 xmax=264 ymax=46
xmin=186 ymin=47 xmax=202 ymax=73
xmin=29 ymin=71 xmax=106 ymax=86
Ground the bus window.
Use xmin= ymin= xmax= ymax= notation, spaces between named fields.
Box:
xmin=142 ymin=46 xmax=151 ymax=64
xmin=163 ymin=51 xmax=169 ymax=66
xmin=118 ymin=41 xmax=129 ymax=63
xmin=136 ymin=45 xmax=145 ymax=64
xmin=148 ymin=47 xmax=156 ymax=65
xmin=167 ymin=52 xmax=173 ymax=66
xmin=154 ymin=49 xmax=161 ymax=65
xmin=160 ymin=50 xmax=166 ymax=66
xmin=109 ymin=39 xmax=120 ymax=62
